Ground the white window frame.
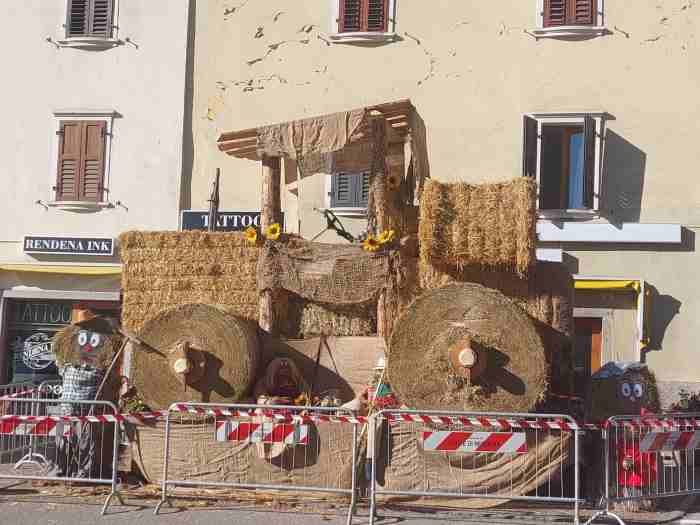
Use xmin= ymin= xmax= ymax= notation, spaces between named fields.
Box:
xmin=56 ymin=0 xmax=121 ymax=49
xmin=533 ymin=0 xmax=606 ymax=38
xmin=528 ymin=112 xmax=607 ymax=220
xmin=48 ymin=110 xmax=118 ymax=212
xmin=328 ymin=0 xmax=398 ymax=44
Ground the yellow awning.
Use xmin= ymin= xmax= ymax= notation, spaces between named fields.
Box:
xmin=574 ymin=279 xmax=640 ymax=292
xmin=0 ymin=264 xmax=121 ymax=276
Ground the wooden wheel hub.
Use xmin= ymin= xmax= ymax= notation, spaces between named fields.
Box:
xmin=167 ymin=340 xmax=206 ymax=387
xmin=448 ymin=338 xmax=486 ymax=381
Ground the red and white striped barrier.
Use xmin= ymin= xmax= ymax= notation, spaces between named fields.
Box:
xmin=421 ymin=430 xmax=528 ymax=454
xmin=0 ymin=388 xmax=36 ymax=401
xmin=216 ymin=420 xmax=309 ymax=445
xmin=640 ymin=430 xmax=700 ymax=453
xmin=385 ymin=413 xmax=599 ymax=431
xmin=0 ymin=419 xmax=70 ymax=437
xmin=610 ymin=418 xmax=700 ymax=430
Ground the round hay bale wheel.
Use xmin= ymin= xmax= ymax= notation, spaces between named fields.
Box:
xmin=132 ymin=304 xmax=259 ymax=409
xmin=388 ymin=283 xmax=547 ymax=413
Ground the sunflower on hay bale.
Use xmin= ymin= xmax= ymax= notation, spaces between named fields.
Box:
xmin=362 ymin=229 xmax=397 ymax=253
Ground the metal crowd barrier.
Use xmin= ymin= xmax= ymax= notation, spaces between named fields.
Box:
xmin=0 ymin=397 xmax=123 ymax=515
xmin=368 ymin=409 xmax=583 ymax=525
xmin=586 ymin=412 xmax=700 ymax=525
xmin=155 ymin=402 xmax=362 ymax=524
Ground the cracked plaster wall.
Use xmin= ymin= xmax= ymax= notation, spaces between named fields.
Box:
xmin=191 ymin=1 xmax=700 ymax=384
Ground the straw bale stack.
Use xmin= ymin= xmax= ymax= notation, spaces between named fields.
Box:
xmin=419 ymin=178 xmax=537 ymax=276
xmin=119 ymin=231 xmax=260 ymax=333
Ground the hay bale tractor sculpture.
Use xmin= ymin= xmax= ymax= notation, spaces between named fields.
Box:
xmin=119 ymin=100 xmax=579 ymax=502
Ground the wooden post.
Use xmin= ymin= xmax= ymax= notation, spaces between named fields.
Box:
xmin=366 ymin=116 xmax=395 ymax=340
xmin=259 ymin=155 xmax=282 ymax=335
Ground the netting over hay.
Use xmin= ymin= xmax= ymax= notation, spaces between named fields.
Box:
xmin=419 ymin=178 xmax=537 ymax=276
xmin=257 ymin=238 xmax=396 ymax=305
xmin=119 ymin=231 xmax=259 ymax=332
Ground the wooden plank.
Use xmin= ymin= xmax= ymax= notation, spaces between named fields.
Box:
xmin=263 ymin=336 xmax=387 ymax=399
xmin=259 ymin=156 xmax=282 ymax=335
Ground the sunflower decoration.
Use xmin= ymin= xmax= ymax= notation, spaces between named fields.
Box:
xmin=244 ymin=226 xmax=258 ymax=244
xmin=265 ymin=223 xmax=282 ymax=241
xmin=362 ymin=235 xmax=380 ymax=252
xmin=377 ymin=229 xmax=396 ymax=245
xmin=386 ymin=174 xmax=401 ymax=191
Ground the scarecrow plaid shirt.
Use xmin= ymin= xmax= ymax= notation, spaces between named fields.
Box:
xmin=59 ymin=364 xmax=104 ymax=416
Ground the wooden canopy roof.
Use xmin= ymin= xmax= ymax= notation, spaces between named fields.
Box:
xmin=216 ymin=99 xmax=414 ymax=161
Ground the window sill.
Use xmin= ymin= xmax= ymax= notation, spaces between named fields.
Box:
xmin=532 ymin=26 xmax=607 ymax=39
xmin=47 ymin=201 xmax=113 ymax=212
xmin=328 ymin=32 xmax=397 ymax=44
xmin=55 ymin=37 xmax=121 ymax=50
xmin=538 ymin=209 xmax=599 ymax=221
xmin=327 ymin=207 xmax=367 ymax=218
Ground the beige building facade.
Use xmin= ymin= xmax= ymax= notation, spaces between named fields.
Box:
xmin=0 ymin=1 xmax=191 ymax=384
xmin=188 ymin=0 xmax=699 ymax=405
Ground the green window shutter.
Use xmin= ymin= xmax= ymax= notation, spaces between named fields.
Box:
xmin=331 ymin=173 xmax=369 ymax=207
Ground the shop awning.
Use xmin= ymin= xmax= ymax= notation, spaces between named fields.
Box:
xmin=0 ymin=264 xmax=122 ymax=276
xmin=575 ymin=279 xmax=640 ymax=292
xmin=574 ymin=277 xmax=648 ymax=359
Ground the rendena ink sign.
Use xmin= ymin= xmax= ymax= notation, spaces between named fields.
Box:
xmin=23 ymin=236 xmax=114 ymax=256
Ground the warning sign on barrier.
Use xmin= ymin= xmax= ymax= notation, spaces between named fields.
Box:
xmin=640 ymin=431 xmax=700 ymax=453
xmin=216 ymin=420 xmax=309 ymax=445
xmin=420 ymin=431 xmax=527 ymax=454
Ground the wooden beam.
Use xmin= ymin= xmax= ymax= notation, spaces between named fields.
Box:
xmin=259 ymin=156 xmax=282 ymax=336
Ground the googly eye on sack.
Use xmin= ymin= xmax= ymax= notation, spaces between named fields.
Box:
xmin=77 ymin=330 xmax=88 ymax=346
xmin=633 ymin=383 xmax=644 ymax=399
xmin=621 ymin=382 xmax=632 ymax=398
xmin=89 ymin=332 xmax=102 ymax=348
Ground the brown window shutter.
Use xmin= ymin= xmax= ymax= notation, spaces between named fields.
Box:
xmin=55 ymin=122 xmax=83 ymax=201
xmin=522 ymin=116 xmax=539 ymax=179
xmin=366 ymin=0 xmax=389 ymax=32
xmin=582 ymin=116 xmax=596 ymax=208
xmin=339 ymin=0 xmax=363 ymax=32
xmin=543 ymin=0 xmax=567 ymax=27
xmin=89 ymin=0 xmax=114 ymax=38
xmin=569 ymin=0 xmax=595 ymax=25
xmin=80 ymin=121 xmax=107 ymax=202
xmin=67 ymin=0 xmax=90 ymax=37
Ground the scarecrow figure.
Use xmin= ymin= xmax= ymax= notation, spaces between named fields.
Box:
xmin=48 ymin=311 xmax=123 ymax=479
xmin=586 ymin=361 xmax=660 ymax=510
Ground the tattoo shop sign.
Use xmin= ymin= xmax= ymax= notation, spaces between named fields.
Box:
xmin=24 ymin=236 xmax=114 ymax=256
xmin=181 ymin=211 xmax=283 ymax=232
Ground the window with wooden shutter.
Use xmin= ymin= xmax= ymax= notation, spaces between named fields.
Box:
xmin=330 ymin=172 xmax=369 ymax=208
xmin=338 ymin=0 xmax=389 ymax=33
xmin=66 ymin=0 xmax=115 ymax=38
xmin=543 ymin=0 xmax=596 ymax=27
xmin=55 ymin=121 xmax=106 ymax=202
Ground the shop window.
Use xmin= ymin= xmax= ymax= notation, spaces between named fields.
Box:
xmin=523 ymin=113 xmax=605 ymax=216
xmin=66 ymin=0 xmax=116 ymax=39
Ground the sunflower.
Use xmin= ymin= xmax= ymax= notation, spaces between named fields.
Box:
xmin=387 ymin=174 xmax=401 ymax=190
xmin=244 ymin=226 xmax=258 ymax=244
xmin=265 ymin=223 xmax=282 ymax=241
xmin=362 ymin=235 xmax=380 ymax=252
xmin=378 ymin=229 xmax=396 ymax=245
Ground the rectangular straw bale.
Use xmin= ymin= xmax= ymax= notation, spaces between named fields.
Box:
xmin=119 ymin=231 xmax=260 ymax=332
xmin=419 ymin=177 xmax=537 ymax=276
